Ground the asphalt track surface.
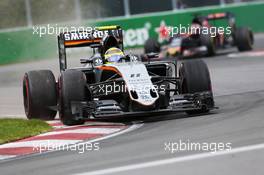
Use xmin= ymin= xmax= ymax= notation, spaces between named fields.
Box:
xmin=1 ymin=34 xmax=264 ymax=174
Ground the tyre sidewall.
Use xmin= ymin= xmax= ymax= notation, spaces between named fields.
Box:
xmin=23 ymin=70 xmax=57 ymax=120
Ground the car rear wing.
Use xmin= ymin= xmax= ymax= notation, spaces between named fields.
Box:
xmin=57 ymin=25 xmax=123 ymax=71
xmin=192 ymin=12 xmax=235 ymax=32
xmin=206 ymin=12 xmax=234 ymax=20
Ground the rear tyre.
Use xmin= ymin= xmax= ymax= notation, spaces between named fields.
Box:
xmin=59 ymin=70 xmax=87 ymax=125
xmin=235 ymin=27 xmax=254 ymax=51
xmin=179 ymin=59 xmax=214 ymax=114
xmin=144 ymin=38 xmax=161 ymax=54
xmin=201 ymin=34 xmax=216 ymax=57
xmin=23 ymin=70 xmax=57 ymax=120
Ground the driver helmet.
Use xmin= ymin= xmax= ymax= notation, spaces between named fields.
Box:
xmin=104 ymin=47 xmax=124 ymax=63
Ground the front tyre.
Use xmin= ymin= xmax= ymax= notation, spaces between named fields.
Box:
xmin=179 ymin=59 xmax=214 ymax=114
xmin=23 ymin=70 xmax=57 ymax=120
xmin=59 ymin=70 xmax=87 ymax=126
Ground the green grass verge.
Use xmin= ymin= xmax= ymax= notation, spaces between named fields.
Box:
xmin=0 ymin=118 xmax=52 ymax=144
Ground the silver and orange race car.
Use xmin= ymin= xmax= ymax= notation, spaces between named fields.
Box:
xmin=23 ymin=26 xmax=215 ymax=125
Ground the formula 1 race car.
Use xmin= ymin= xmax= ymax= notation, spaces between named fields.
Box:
xmin=23 ymin=25 xmax=215 ymax=125
xmin=144 ymin=12 xmax=254 ymax=58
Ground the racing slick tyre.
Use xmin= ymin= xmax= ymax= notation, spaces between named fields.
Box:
xmin=235 ymin=27 xmax=254 ymax=51
xmin=59 ymin=70 xmax=87 ymax=125
xmin=179 ymin=60 xmax=214 ymax=115
xmin=200 ymin=34 xmax=216 ymax=57
xmin=144 ymin=38 xmax=161 ymax=54
xmin=23 ymin=70 xmax=57 ymax=120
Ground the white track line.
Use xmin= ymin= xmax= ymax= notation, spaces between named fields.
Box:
xmin=0 ymin=140 xmax=81 ymax=149
xmin=0 ymin=155 xmax=17 ymax=160
xmin=46 ymin=120 xmax=61 ymax=124
xmin=40 ymin=128 xmax=122 ymax=136
xmin=79 ymin=123 xmax=143 ymax=144
xmin=76 ymin=143 xmax=264 ymax=175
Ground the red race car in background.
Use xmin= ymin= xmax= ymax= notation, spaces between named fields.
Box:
xmin=144 ymin=12 xmax=254 ymax=59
